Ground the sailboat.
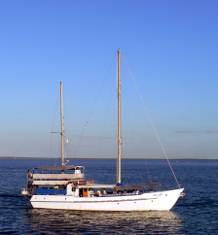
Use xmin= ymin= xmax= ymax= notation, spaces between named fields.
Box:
xmin=21 ymin=49 xmax=184 ymax=211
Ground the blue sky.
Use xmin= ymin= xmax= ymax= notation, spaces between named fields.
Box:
xmin=0 ymin=0 xmax=218 ymax=158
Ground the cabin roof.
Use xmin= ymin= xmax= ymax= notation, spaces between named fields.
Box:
xmin=114 ymin=184 xmax=145 ymax=191
xmin=32 ymin=165 xmax=84 ymax=171
xmin=77 ymin=184 xmax=115 ymax=189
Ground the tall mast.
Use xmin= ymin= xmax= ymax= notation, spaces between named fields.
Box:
xmin=60 ymin=81 xmax=65 ymax=166
xmin=116 ymin=49 xmax=122 ymax=184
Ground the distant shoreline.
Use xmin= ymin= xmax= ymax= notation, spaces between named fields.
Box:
xmin=0 ymin=156 xmax=217 ymax=160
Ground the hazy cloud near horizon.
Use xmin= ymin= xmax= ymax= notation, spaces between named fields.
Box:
xmin=175 ymin=129 xmax=218 ymax=134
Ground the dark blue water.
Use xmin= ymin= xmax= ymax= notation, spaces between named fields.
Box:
xmin=0 ymin=158 xmax=218 ymax=234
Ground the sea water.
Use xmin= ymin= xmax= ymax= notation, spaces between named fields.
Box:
xmin=0 ymin=158 xmax=218 ymax=234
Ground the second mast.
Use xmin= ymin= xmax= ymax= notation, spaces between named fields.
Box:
xmin=60 ymin=81 xmax=65 ymax=166
xmin=116 ymin=49 xmax=122 ymax=184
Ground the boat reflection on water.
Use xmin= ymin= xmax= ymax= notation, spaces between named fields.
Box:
xmin=28 ymin=209 xmax=183 ymax=234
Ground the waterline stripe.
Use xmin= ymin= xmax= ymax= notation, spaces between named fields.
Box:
xmin=31 ymin=197 xmax=157 ymax=203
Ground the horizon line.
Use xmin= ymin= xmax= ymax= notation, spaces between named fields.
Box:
xmin=0 ymin=156 xmax=218 ymax=160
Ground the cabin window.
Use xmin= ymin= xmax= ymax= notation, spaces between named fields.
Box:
xmin=83 ymin=188 xmax=88 ymax=197
xmin=79 ymin=189 xmax=83 ymax=197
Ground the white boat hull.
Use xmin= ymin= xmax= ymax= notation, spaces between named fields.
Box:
xmin=30 ymin=188 xmax=184 ymax=211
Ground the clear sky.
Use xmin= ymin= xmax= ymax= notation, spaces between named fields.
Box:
xmin=0 ymin=0 xmax=218 ymax=159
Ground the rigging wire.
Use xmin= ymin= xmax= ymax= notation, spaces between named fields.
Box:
xmin=125 ymin=60 xmax=181 ymax=188
xmin=73 ymin=59 xmax=116 ymax=158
